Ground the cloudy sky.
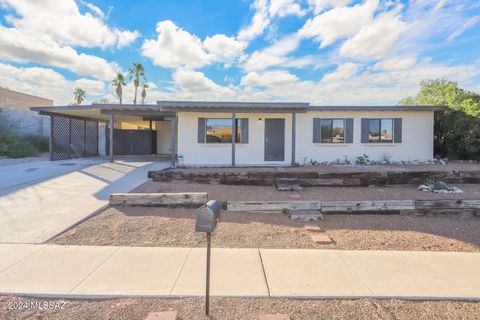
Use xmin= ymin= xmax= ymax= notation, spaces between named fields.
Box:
xmin=0 ymin=0 xmax=479 ymax=105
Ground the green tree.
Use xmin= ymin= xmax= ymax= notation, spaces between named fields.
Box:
xmin=399 ymin=79 xmax=480 ymax=159
xmin=73 ymin=87 xmax=86 ymax=105
xmin=128 ymin=62 xmax=146 ymax=104
xmin=111 ymin=73 xmax=126 ymax=104
xmin=141 ymin=82 xmax=148 ymax=104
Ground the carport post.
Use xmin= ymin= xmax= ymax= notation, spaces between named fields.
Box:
xmin=109 ymin=114 xmax=114 ymax=163
xmin=291 ymin=112 xmax=296 ymax=166
xmin=231 ymin=112 xmax=236 ymax=167
xmin=170 ymin=113 xmax=177 ymax=167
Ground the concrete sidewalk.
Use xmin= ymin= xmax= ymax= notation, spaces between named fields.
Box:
xmin=0 ymin=244 xmax=479 ymax=300
xmin=0 ymin=158 xmax=169 ymax=243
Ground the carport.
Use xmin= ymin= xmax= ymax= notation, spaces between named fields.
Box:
xmin=30 ymin=104 xmax=177 ymax=165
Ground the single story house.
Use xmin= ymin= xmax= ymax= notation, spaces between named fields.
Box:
xmin=31 ymin=101 xmax=443 ymax=166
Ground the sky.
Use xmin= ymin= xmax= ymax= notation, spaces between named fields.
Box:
xmin=0 ymin=0 xmax=479 ymax=106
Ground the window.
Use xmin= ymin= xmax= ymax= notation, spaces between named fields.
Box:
xmin=206 ymin=118 xmax=242 ymax=143
xmin=320 ymin=119 xmax=345 ymax=143
xmin=368 ymin=119 xmax=393 ymax=143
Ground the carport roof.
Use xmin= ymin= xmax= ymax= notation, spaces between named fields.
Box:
xmin=30 ymin=101 xmax=445 ymax=120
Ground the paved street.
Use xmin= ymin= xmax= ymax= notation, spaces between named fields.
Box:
xmin=0 ymin=244 xmax=478 ymax=300
xmin=0 ymin=157 xmax=169 ymax=243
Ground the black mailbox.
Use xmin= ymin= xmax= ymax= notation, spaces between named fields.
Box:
xmin=195 ymin=200 xmax=221 ymax=233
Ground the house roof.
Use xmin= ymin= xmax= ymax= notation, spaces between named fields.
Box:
xmin=308 ymin=105 xmax=445 ymax=111
xmin=156 ymin=100 xmax=310 ymax=113
xmin=30 ymin=101 xmax=445 ymax=121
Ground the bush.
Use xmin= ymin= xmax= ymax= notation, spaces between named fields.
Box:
xmin=0 ymin=131 xmax=39 ymax=158
xmin=0 ymin=110 xmax=46 ymax=158
xmin=24 ymin=135 xmax=49 ymax=153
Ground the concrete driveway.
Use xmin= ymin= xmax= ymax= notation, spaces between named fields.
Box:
xmin=0 ymin=157 xmax=169 ymax=244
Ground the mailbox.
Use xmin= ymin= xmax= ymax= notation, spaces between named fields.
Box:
xmin=195 ymin=200 xmax=221 ymax=233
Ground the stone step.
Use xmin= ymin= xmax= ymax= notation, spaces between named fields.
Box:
xmin=289 ymin=210 xmax=323 ymax=221
xmin=304 ymin=223 xmax=322 ymax=232
xmin=311 ymin=233 xmax=334 ymax=245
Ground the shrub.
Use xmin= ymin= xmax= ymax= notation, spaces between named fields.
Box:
xmin=355 ymin=154 xmax=370 ymax=165
xmin=24 ymin=135 xmax=49 ymax=153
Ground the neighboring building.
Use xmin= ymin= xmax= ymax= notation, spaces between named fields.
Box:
xmin=31 ymin=101 xmax=443 ymax=164
xmin=0 ymin=87 xmax=53 ymax=136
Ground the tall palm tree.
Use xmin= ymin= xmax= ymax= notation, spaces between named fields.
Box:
xmin=111 ymin=73 xmax=126 ymax=104
xmin=141 ymin=83 xmax=149 ymax=104
xmin=128 ymin=62 xmax=146 ymax=104
xmin=73 ymin=87 xmax=86 ymax=105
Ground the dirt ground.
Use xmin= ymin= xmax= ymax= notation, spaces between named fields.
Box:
xmin=0 ymin=153 xmax=49 ymax=167
xmin=49 ymin=206 xmax=480 ymax=252
xmin=133 ymin=181 xmax=480 ymax=201
xmin=1 ymin=296 xmax=479 ymax=320
xmin=171 ymin=161 xmax=480 ymax=173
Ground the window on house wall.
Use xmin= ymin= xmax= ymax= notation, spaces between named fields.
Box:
xmin=320 ymin=119 xmax=345 ymax=143
xmin=206 ymin=118 xmax=242 ymax=143
xmin=368 ymin=119 xmax=393 ymax=143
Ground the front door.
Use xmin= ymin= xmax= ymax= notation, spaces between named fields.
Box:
xmin=264 ymin=118 xmax=285 ymax=161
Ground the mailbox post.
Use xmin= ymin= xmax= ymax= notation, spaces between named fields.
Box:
xmin=195 ymin=200 xmax=221 ymax=316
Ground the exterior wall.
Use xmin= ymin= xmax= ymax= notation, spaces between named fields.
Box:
xmin=177 ymin=112 xmax=293 ymax=166
xmin=297 ymin=110 xmax=434 ymax=163
xmin=177 ymin=110 xmax=434 ymax=166
xmin=0 ymin=87 xmax=53 ymax=110
xmin=156 ymin=121 xmax=172 ymax=155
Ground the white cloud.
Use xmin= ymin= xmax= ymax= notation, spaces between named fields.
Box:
xmin=299 ymin=0 xmax=378 ymax=47
xmin=0 ymin=25 xmax=117 ymax=80
xmin=237 ymin=0 xmax=271 ymax=42
xmin=0 ymin=62 xmax=106 ymax=105
xmin=306 ymin=0 xmax=352 ymax=14
xmin=448 ymin=15 xmax=480 ymax=41
xmin=1 ymin=0 xmax=139 ymax=49
xmin=172 ymin=69 xmax=235 ymax=98
xmin=322 ymin=63 xmax=359 ymax=82
xmin=340 ymin=10 xmax=409 ymax=59
xmin=240 ymin=70 xmax=299 ymax=87
xmin=142 ymin=20 xmax=211 ymax=69
xmin=204 ymin=34 xmax=247 ymax=63
xmin=269 ymin=0 xmax=306 ymax=17
xmin=372 ymin=56 xmax=417 ymax=71
xmin=243 ymin=34 xmax=301 ymax=71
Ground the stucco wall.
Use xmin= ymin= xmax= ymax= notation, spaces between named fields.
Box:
xmin=156 ymin=121 xmax=172 ymax=155
xmin=178 ymin=112 xmax=293 ymax=166
xmin=296 ymin=110 xmax=434 ymax=163
xmin=177 ymin=110 xmax=434 ymax=166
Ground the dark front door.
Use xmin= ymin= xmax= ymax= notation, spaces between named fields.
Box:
xmin=106 ymin=129 xmax=156 ymax=155
xmin=264 ymin=119 xmax=285 ymax=161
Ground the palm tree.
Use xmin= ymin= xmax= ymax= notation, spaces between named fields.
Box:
xmin=111 ymin=73 xmax=126 ymax=104
xmin=128 ymin=62 xmax=146 ymax=104
xmin=141 ymin=83 xmax=149 ymax=104
xmin=73 ymin=87 xmax=86 ymax=105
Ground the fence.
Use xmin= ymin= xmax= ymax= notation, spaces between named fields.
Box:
xmin=50 ymin=115 xmax=99 ymax=160
xmin=0 ymin=107 xmax=50 ymax=136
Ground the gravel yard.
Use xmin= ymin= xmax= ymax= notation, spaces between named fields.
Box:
xmin=49 ymin=206 xmax=480 ymax=252
xmin=133 ymin=181 xmax=480 ymax=201
xmin=1 ymin=296 xmax=479 ymax=320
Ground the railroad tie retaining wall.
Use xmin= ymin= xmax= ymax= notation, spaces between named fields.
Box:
xmin=148 ymin=170 xmax=480 ymax=187
xmin=110 ymin=192 xmax=208 ymax=207
xmin=227 ymin=199 xmax=480 ymax=217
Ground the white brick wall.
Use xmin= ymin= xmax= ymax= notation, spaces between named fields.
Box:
xmin=177 ymin=110 xmax=434 ymax=166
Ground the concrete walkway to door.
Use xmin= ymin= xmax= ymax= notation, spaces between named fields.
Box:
xmin=0 ymin=245 xmax=478 ymax=300
xmin=0 ymin=157 xmax=169 ymax=243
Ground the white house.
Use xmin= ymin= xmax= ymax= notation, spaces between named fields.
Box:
xmin=31 ymin=101 xmax=442 ymax=165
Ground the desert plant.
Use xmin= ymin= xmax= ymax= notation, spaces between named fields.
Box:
xmin=111 ymin=73 xmax=126 ymax=104
xmin=73 ymin=87 xmax=86 ymax=105
xmin=379 ymin=153 xmax=392 ymax=163
xmin=355 ymin=154 xmax=370 ymax=165
xmin=128 ymin=62 xmax=146 ymax=104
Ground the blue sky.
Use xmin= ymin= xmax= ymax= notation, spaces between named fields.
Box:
xmin=0 ymin=0 xmax=479 ymax=105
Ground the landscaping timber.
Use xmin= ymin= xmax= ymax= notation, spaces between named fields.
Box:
xmin=227 ymin=201 xmax=321 ymax=212
xmin=321 ymin=200 xmax=415 ymax=212
xmin=148 ymin=169 xmax=480 ymax=187
xmin=110 ymin=192 xmax=208 ymax=207
xmin=289 ymin=210 xmax=323 ymax=221
xmin=226 ymin=199 xmax=480 ymax=217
